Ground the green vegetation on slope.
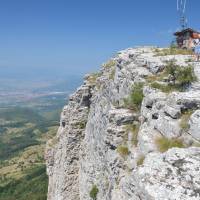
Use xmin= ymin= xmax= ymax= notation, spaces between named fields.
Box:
xmin=89 ymin=185 xmax=99 ymax=200
xmin=0 ymin=107 xmax=58 ymax=161
xmin=123 ymin=83 xmax=144 ymax=111
xmin=0 ymin=165 xmax=48 ymax=200
xmin=156 ymin=136 xmax=184 ymax=153
xmin=154 ymin=47 xmax=193 ymax=56
xmin=0 ymin=107 xmax=43 ymax=123
xmin=149 ymin=61 xmax=197 ymax=92
xmin=0 ymin=106 xmax=60 ymax=200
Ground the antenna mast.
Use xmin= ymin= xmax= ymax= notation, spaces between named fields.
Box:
xmin=177 ymin=0 xmax=187 ymax=30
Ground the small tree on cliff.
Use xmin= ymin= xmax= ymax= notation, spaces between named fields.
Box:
xmin=90 ymin=185 xmax=99 ymax=200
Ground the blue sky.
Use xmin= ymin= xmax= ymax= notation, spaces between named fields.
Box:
xmin=0 ymin=0 xmax=200 ymax=79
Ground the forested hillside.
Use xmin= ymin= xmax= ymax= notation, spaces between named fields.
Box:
xmin=0 ymin=106 xmax=59 ymax=200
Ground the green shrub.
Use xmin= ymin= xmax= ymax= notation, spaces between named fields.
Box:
xmin=164 ymin=62 xmax=197 ymax=89
xmin=131 ymin=83 xmax=144 ymax=107
xmin=90 ymin=185 xmax=99 ymax=200
xmin=117 ymin=145 xmax=129 ymax=157
xmin=150 ymin=61 xmax=196 ymax=92
xmin=124 ymin=83 xmax=144 ymax=111
xmin=137 ymin=155 xmax=145 ymax=166
xmin=156 ymin=136 xmax=184 ymax=153
xmin=165 ymin=60 xmax=178 ymax=79
xmin=176 ymin=66 xmax=197 ymax=89
xmin=0 ymin=165 xmax=48 ymax=200
xmin=74 ymin=121 xmax=87 ymax=129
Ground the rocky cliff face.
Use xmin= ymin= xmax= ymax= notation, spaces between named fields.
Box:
xmin=46 ymin=47 xmax=200 ymax=200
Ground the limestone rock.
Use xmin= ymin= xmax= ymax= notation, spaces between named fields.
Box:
xmin=154 ymin=116 xmax=181 ymax=138
xmin=189 ymin=110 xmax=200 ymax=141
xmin=137 ymin=123 xmax=161 ymax=154
xmin=164 ymin=105 xmax=181 ymax=119
xmin=46 ymin=47 xmax=200 ymax=200
xmin=134 ymin=148 xmax=200 ymax=200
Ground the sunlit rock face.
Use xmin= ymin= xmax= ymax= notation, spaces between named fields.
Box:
xmin=46 ymin=47 xmax=200 ymax=200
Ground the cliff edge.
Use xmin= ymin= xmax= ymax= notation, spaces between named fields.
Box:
xmin=45 ymin=47 xmax=200 ymax=200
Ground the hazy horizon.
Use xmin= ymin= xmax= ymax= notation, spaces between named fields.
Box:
xmin=0 ymin=0 xmax=200 ymax=80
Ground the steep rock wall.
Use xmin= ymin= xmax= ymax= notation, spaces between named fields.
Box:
xmin=46 ymin=47 xmax=200 ymax=200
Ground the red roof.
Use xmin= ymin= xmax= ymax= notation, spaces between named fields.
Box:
xmin=174 ymin=28 xmax=200 ymax=36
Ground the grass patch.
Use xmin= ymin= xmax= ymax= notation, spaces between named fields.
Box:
xmin=156 ymin=136 xmax=184 ymax=153
xmin=154 ymin=47 xmax=193 ymax=56
xmin=117 ymin=145 xmax=129 ymax=157
xmin=137 ymin=155 xmax=145 ymax=166
xmin=150 ymin=82 xmax=179 ymax=93
xmin=124 ymin=83 xmax=144 ymax=111
xmin=180 ymin=110 xmax=194 ymax=131
xmin=146 ymin=75 xmax=159 ymax=83
xmin=87 ymin=72 xmax=101 ymax=85
xmin=125 ymin=124 xmax=139 ymax=146
xmin=102 ymin=60 xmax=116 ymax=69
xmin=192 ymin=142 xmax=200 ymax=147
xmin=89 ymin=185 xmax=99 ymax=200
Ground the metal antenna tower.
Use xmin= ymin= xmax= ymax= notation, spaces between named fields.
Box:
xmin=177 ymin=0 xmax=188 ymax=30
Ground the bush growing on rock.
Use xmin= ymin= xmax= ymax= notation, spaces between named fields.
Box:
xmin=165 ymin=60 xmax=179 ymax=84
xmin=117 ymin=145 xmax=129 ymax=157
xmin=150 ymin=61 xmax=196 ymax=92
xmin=176 ymin=66 xmax=197 ymax=90
xmin=156 ymin=136 xmax=184 ymax=153
xmin=165 ymin=62 xmax=196 ymax=89
xmin=130 ymin=83 xmax=144 ymax=107
xmin=75 ymin=121 xmax=87 ymax=129
xmin=124 ymin=83 xmax=144 ymax=111
xmin=89 ymin=185 xmax=99 ymax=200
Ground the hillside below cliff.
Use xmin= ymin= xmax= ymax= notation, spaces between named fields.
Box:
xmin=45 ymin=47 xmax=200 ymax=200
